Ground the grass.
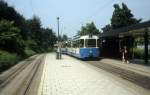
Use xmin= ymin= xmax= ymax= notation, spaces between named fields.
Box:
xmin=0 ymin=47 xmax=54 ymax=73
xmin=0 ymin=47 xmax=36 ymax=73
xmin=0 ymin=50 xmax=20 ymax=73
xmin=24 ymin=47 xmax=36 ymax=57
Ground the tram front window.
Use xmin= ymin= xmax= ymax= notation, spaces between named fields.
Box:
xmin=79 ymin=39 xmax=84 ymax=48
xmin=85 ymin=39 xmax=96 ymax=47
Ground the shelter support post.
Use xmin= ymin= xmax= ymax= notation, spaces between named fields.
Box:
xmin=144 ymin=28 xmax=148 ymax=64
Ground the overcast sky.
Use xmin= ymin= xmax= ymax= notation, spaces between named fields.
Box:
xmin=5 ymin=0 xmax=150 ymax=37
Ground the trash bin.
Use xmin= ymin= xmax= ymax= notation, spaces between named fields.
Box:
xmin=59 ymin=48 xmax=62 ymax=59
xmin=56 ymin=48 xmax=61 ymax=59
xmin=56 ymin=52 xmax=59 ymax=59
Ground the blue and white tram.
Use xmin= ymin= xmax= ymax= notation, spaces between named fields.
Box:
xmin=64 ymin=35 xmax=100 ymax=59
xmin=61 ymin=41 xmax=68 ymax=54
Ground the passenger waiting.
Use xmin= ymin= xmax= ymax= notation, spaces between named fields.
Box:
xmin=123 ymin=46 xmax=129 ymax=64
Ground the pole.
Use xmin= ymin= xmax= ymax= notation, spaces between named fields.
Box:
xmin=144 ymin=28 xmax=148 ymax=64
xmin=57 ymin=17 xmax=59 ymax=41
xmin=57 ymin=17 xmax=61 ymax=59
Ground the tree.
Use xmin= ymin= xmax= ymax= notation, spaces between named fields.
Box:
xmin=27 ymin=16 xmax=41 ymax=39
xmin=26 ymin=16 xmax=43 ymax=52
xmin=0 ymin=0 xmax=57 ymax=54
xmin=40 ymin=28 xmax=57 ymax=51
xmin=102 ymin=3 xmax=141 ymax=33
xmin=0 ymin=1 xmax=58 ymax=72
xmin=26 ymin=17 xmax=57 ymax=52
xmin=78 ymin=22 xmax=99 ymax=36
xmin=0 ymin=19 xmax=25 ymax=55
xmin=62 ymin=34 xmax=68 ymax=41
xmin=101 ymin=24 xmax=112 ymax=33
xmin=111 ymin=3 xmax=141 ymax=29
xmin=0 ymin=0 xmax=27 ymax=39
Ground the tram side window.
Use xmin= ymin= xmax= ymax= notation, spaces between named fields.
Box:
xmin=80 ymin=39 xmax=84 ymax=48
xmin=85 ymin=39 xmax=96 ymax=47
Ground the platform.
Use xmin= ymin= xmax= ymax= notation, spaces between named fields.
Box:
xmin=37 ymin=53 xmax=150 ymax=95
xmin=99 ymin=59 xmax=150 ymax=77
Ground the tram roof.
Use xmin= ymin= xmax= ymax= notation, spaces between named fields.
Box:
xmin=100 ymin=20 xmax=150 ymax=38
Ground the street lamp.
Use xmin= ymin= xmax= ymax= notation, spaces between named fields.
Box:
xmin=56 ymin=17 xmax=61 ymax=59
xmin=57 ymin=17 xmax=59 ymax=41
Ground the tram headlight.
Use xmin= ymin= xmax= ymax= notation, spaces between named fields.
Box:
xmin=89 ymin=50 xmax=92 ymax=53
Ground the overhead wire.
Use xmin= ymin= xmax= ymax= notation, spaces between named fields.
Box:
xmin=81 ymin=0 xmax=116 ymax=23
xmin=53 ymin=0 xmax=116 ymax=37
xmin=29 ymin=0 xmax=115 ymax=37
xmin=93 ymin=0 xmax=115 ymax=17
xmin=29 ymin=0 xmax=36 ymax=16
xmin=75 ymin=0 xmax=116 ymax=34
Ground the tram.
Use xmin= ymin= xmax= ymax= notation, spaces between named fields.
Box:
xmin=62 ymin=35 xmax=100 ymax=59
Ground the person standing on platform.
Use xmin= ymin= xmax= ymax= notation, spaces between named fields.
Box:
xmin=124 ymin=46 xmax=129 ymax=64
xmin=120 ymin=47 xmax=125 ymax=63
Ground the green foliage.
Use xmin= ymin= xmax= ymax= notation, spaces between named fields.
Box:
xmin=0 ymin=50 xmax=19 ymax=72
xmin=0 ymin=0 xmax=25 ymax=26
xmin=0 ymin=0 xmax=27 ymax=39
xmin=78 ymin=22 xmax=99 ymax=36
xmin=133 ymin=48 xmax=144 ymax=59
xmin=24 ymin=47 xmax=36 ymax=57
xmin=26 ymin=16 xmax=43 ymax=52
xmin=102 ymin=3 xmax=141 ymax=32
xmin=133 ymin=48 xmax=150 ymax=59
xmin=39 ymin=28 xmax=57 ymax=52
xmin=61 ymin=34 xmax=68 ymax=41
xmin=101 ymin=24 xmax=112 ymax=33
xmin=111 ymin=3 xmax=141 ymax=29
xmin=26 ymin=16 xmax=57 ymax=52
xmin=0 ymin=19 xmax=25 ymax=55
xmin=27 ymin=16 xmax=41 ymax=39
xmin=0 ymin=0 xmax=57 ymax=55
xmin=47 ymin=48 xmax=55 ymax=52
xmin=0 ymin=1 xmax=57 ymax=72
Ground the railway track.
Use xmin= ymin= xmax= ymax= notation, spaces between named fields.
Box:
xmin=15 ymin=54 xmax=45 ymax=95
xmin=0 ymin=54 xmax=45 ymax=95
xmin=86 ymin=61 xmax=150 ymax=90
xmin=0 ymin=55 xmax=38 ymax=89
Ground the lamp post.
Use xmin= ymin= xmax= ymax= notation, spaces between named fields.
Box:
xmin=57 ymin=17 xmax=60 ymax=41
xmin=56 ymin=17 xmax=61 ymax=59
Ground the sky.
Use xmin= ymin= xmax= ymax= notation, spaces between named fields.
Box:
xmin=5 ymin=0 xmax=150 ymax=37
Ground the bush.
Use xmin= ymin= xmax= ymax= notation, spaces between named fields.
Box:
xmin=24 ymin=47 xmax=36 ymax=57
xmin=0 ymin=50 xmax=19 ymax=72
xmin=48 ymin=48 xmax=54 ymax=52
xmin=133 ymin=48 xmax=150 ymax=59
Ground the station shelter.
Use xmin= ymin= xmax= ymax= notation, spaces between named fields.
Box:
xmin=99 ymin=21 xmax=150 ymax=64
